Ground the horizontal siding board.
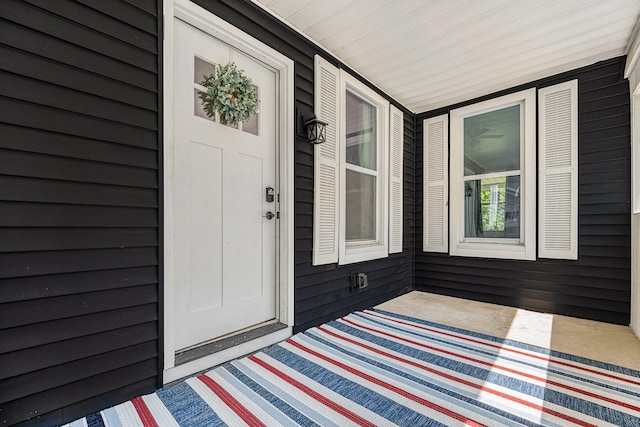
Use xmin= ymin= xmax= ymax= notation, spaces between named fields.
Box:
xmin=579 ymin=213 xmax=629 ymax=225
xmin=0 ymin=267 xmax=157 ymax=303
xmin=580 ymin=224 xmax=629 ymax=236
xmin=0 ymin=149 xmax=157 ymax=188
xmin=0 ymin=175 xmax=158 ymax=207
xmin=0 ymin=202 xmax=158 ymax=227
xmin=0 ymin=247 xmax=157 ymax=279
xmin=580 ymin=83 xmax=629 ymax=103
xmin=415 ymin=280 xmax=629 ymax=315
xmin=580 ymin=116 xmax=629 ymax=134
xmin=1 ymin=71 xmax=157 ymax=130
xmin=122 ymin=0 xmax=157 ymax=16
xmin=415 ymin=274 xmax=629 ymax=309
xmin=578 ymin=158 xmax=629 ymax=175
xmin=0 ymin=124 xmax=157 ymax=169
xmin=0 ymin=97 xmax=157 ymax=149
xmin=578 ymin=202 xmax=628 ymax=215
xmin=416 ymin=258 xmax=629 ymax=280
xmin=0 ymin=227 xmax=157 ymax=253
xmin=1 ymin=1 xmax=157 ymax=72
xmin=581 ymin=148 xmax=630 ymax=165
xmin=1 ymin=359 xmax=158 ymax=427
xmin=0 ymin=341 xmax=157 ymax=405
xmin=0 ymin=322 xmax=157 ymax=380
xmin=578 ymin=246 xmax=630 ymax=260
xmin=417 ymin=263 xmax=630 ymax=292
xmin=0 ymin=302 xmax=158 ymax=351
xmin=580 ymin=94 xmax=629 ymax=114
xmin=579 ymin=73 xmax=621 ymax=92
xmin=0 ymin=46 xmax=157 ymax=112
xmin=578 ymin=169 xmax=629 ymax=185
xmin=75 ymin=0 xmax=156 ymax=35
xmin=1 ymin=20 xmax=157 ymax=91
xmin=579 ymin=124 xmax=630 ymax=141
xmin=23 ymin=0 xmax=157 ymax=53
xmin=3 ymin=282 xmax=157 ymax=324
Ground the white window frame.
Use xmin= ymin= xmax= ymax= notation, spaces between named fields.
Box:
xmin=449 ymin=88 xmax=536 ymax=260
xmin=338 ymin=71 xmax=390 ymax=264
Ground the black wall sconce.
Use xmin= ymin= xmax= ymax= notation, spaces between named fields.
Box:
xmin=465 ymin=186 xmax=473 ymax=197
xmin=297 ymin=109 xmax=328 ymax=144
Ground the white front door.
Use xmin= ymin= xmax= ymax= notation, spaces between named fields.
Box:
xmin=173 ymin=18 xmax=278 ymax=351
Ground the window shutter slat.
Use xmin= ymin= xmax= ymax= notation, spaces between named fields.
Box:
xmin=423 ymin=114 xmax=449 ymax=253
xmin=313 ymin=55 xmax=340 ymax=265
xmin=539 ymin=80 xmax=578 ymax=260
xmin=389 ymin=105 xmax=404 ymax=254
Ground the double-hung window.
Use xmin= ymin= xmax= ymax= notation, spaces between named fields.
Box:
xmin=450 ymin=89 xmax=537 ymax=260
xmin=340 ymin=73 xmax=390 ymax=264
xmin=312 ymin=55 xmax=403 ymax=266
xmin=424 ymin=82 xmax=578 ymax=261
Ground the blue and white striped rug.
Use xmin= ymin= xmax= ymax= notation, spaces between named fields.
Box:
xmin=65 ymin=309 xmax=640 ymax=426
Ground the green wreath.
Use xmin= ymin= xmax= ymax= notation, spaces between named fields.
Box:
xmin=198 ymin=62 xmax=258 ymax=125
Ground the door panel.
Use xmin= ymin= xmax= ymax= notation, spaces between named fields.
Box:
xmin=173 ymin=19 xmax=277 ymax=351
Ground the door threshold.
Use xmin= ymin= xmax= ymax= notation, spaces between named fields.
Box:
xmin=175 ymin=321 xmax=289 ymax=366
xmin=164 ymin=324 xmax=291 ymax=384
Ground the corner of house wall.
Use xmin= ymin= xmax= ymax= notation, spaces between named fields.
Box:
xmin=632 ymin=214 xmax=640 ymax=337
xmin=628 ymin=61 xmax=640 ymax=337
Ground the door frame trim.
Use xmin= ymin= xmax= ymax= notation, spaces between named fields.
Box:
xmin=162 ymin=0 xmax=295 ymax=381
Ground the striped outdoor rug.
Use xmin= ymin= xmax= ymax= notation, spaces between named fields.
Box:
xmin=64 ymin=309 xmax=640 ymax=426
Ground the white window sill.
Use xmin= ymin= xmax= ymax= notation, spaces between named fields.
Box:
xmin=451 ymin=241 xmax=535 ymax=261
xmin=340 ymin=242 xmax=388 ymax=265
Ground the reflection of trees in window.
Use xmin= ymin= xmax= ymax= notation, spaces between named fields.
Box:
xmin=481 ymin=181 xmax=505 ymax=231
xmin=465 ymin=176 xmax=520 ymax=239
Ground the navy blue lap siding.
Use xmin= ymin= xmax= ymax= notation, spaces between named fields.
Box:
xmin=0 ymin=0 xmax=162 ymax=425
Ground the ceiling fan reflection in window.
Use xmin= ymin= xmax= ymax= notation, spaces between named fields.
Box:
xmin=465 ymin=125 xmax=504 ymax=147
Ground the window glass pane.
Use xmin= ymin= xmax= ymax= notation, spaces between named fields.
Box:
xmin=464 ymin=104 xmax=520 ymax=176
xmin=194 ymin=57 xmax=216 ymax=84
xmin=346 ymin=169 xmax=376 ymax=241
xmin=346 ymin=90 xmax=376 ymax=170
xmin=242 ymin=85 xmax=259 ymax=136
xmin=242 ymin=113 xmax=258 ymax=135
xmin=464 ymin=175 xmax=520 ymax=238
xmin=194 ymin=89 xmax=214 ymax=121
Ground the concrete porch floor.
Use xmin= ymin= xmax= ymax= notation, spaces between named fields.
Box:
xmin=377 ymin=291 xmax=640 ymax=371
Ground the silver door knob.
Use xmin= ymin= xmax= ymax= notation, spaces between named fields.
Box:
xmin=264 ymin=211 xmax=275 ymax=220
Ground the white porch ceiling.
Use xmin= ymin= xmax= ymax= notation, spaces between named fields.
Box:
xmin=253 ymin=0 xmax=640 ymax=113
